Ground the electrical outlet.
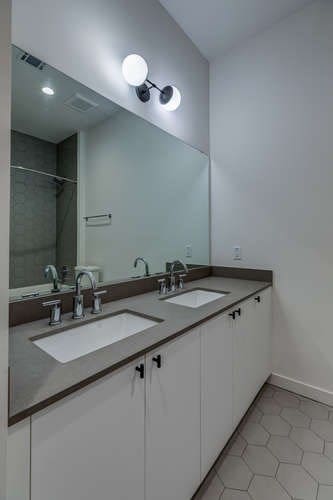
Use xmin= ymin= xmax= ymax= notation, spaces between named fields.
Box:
xmin=186 ymin=245 xmax=192 ymax=258
xmin=233 ymin=246 xmax=242 ymax=260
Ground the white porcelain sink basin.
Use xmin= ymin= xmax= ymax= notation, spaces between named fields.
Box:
xmin=165 ymin=289 xmax=226 ymax=308
xmin=32 ymin=312 xmax=160 ymax=363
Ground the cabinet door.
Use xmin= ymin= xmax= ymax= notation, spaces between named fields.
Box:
xmin=233 ymin=288 xmax=272 ymax=427
xmin=7 ymin=419 xmax=30 ymax=500
xmin=251 ymin=287 xmax=272 ymax=389
xmin=259 ymin=287 xmax=272 ymax=383
xmin=201 ymin=313 xmax=233 ymax=477
xmin=233 ymin=299 xmax=256 ymax=426
xmin=146 ymin=331 xmax=201 ymax=500
xmin=31 ymin=360 xmax=145 ymax=500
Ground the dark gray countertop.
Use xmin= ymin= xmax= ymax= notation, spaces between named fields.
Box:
xmin=9 ymin=276 xmax=271 ymax=425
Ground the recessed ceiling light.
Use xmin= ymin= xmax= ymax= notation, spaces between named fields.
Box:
xmin=42 ymin=86 xmax=55 ymax=96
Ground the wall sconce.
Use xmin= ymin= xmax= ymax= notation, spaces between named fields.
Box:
xmin=122 ymin=54 xmax=181 ymax=111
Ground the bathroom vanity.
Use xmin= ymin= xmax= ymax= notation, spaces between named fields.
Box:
xmin=7 ymin=274 xmax=272 ymax=500
xmin=8 ymin=44 xmax=272 ymax=500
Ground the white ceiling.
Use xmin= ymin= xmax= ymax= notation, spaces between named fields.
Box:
xmin=158 ymin=0 xmax=314 ymax=60
xmin=12 ymin=46 xmax=120 ymax=144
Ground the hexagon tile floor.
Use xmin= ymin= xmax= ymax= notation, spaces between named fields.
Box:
xmin=195 ymin=384 xmax=333 ymax=500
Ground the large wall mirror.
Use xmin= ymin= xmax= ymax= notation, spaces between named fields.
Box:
xmin=10 ymin=45 xmax=210 ymax=301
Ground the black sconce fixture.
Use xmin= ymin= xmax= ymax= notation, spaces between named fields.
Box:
xmin=122 ymin=54 xmax=181 ymax=111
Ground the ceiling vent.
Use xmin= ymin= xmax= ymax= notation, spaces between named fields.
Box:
xmin=19 ymin=51 xmax=45 ymax=70
xmin=65 ymin=93 xmax=99 ymax=113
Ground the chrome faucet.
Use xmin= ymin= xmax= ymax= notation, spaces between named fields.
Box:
xmin=72 ymin=271 xmax=97 ymax=319
xmin=134 ymin=257 xmax=150 ymax=277
xmin=44 ymin=264 xmax=60 ymax=293
xmin=169 ymin=260 xmax=189 ymax=292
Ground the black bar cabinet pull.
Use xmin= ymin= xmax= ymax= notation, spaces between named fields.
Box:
xmin=135 ymin=363 xmax=145 ymax=379
xmin=229 ymin=311 xmax=236 ymax=320
xmin=152 ymin=355 xmax=162 ymax=368
xmin=255 ymin=296 xmax=261 ymax=303
xmin=236 ymin=308 xmax=242 ymax=317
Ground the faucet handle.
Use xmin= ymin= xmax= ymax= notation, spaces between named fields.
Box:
xmin=178 ymin=274 xmax=187 ymax=290
xmin=42 ymin=299 xmax=62 ymax=326
xmin=157 ymin=278 xmax=167 ymax=295
xmin=91 ymin=290 xmax=107 ymax=314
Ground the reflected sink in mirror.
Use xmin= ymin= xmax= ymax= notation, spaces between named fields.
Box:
xmin=165 ymin=289 xmax=227 ymax=309
xmin=32 ymin=311 xmax=161 ymax=363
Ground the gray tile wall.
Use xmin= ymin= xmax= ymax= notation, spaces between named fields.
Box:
xmin=10 ymin=131 xmax=57 ymax=288
xmin=56 ymin=134 xmax=77 ymax=279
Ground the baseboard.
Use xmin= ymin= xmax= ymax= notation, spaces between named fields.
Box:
xmin=269 ymin=372 xmax=333 ymax=406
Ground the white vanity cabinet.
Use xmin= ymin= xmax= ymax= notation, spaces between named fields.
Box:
xmin=30 ymin=330 xmax=201 ymax=500
xmin=232 ymin=287 xmax=272 ymax=427
xmin=145 ymin=330 xmax=201 ymax=500
xmin=31 ymin=359 xmax=146 ymax=500
xmin=8 ymin=286 xmax=272 ymax=500
xmin=6 ymin=419 xmax=30 ymax=500
xmin=200 ymin=313 xmax=233 ymax=476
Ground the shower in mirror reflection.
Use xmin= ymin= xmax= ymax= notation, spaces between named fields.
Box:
xmin=10 ymin=44 xmax=209 ymax=300
xmin=9 ymin=130 xmax=78 ymax=293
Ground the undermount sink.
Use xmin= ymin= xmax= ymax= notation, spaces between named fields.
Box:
xmin=32 ymin=311 xmax=161 ymax=363
xmin=165 ymin=289 xmax=227 ymax=309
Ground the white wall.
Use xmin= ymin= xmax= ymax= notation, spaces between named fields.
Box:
xmin=11 ymin=0 xmax=209 ymax=154
xmin=0 ymin=0 xmax=11 ymax=497
xmin=211 ymin=0 xmax=333 ymax=403
xmin=81 ymin=109 xmax=209 ymax=282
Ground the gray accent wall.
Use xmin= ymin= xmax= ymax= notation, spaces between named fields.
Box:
xmin=10 ymin=131 xmax=57 ymax=288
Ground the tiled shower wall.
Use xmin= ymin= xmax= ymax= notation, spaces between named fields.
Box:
xmin=10 ymin=130 xmax=57 ymax=288
xmin=10 ymin=131 xmax=78 ymax=289
xmin=56 ymin=134 xmax=77 ymax=278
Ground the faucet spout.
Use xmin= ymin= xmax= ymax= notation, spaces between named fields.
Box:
xmin=44 ymin=264 xmax=60 ymax=293
xmin=170 ymin=259 xmax=189 ymax=276
xmin=75 ymin=270 xmax=97 ymax=295
xmin=73 ymin=270 xmax=97 ymax=319
xmin=134 ymin=257 xmax=150 ymax=277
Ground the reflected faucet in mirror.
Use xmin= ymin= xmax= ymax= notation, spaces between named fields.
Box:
xmin=44 ymin=265 xmax=60 ymax=293
xmin=168 ymin=260 xmax=188 ymax=292
xmin=73 ymin=271 xmax=97 ymax=320
xmin=134 ymin=257 xmax=150 ymax=277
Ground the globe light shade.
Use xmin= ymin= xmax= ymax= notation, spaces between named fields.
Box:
xmin=162 ymin=86 xmax=181 ymax=111
xmin=122 ymin=54 xmax=148 ymax=87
